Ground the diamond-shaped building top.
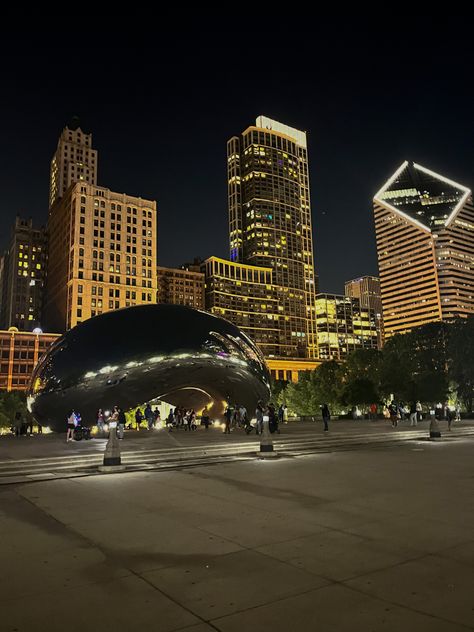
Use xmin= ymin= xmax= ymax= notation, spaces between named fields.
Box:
xmin=374 ymin=161 xmax=470 ymax=231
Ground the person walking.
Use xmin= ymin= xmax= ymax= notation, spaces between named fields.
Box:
xmin=321 ymin=403 xmax=331 ymax=432
xmin=66 ymin=410 xmax=76 ymax=442
xmin=13 ymin=411 xmax=23 ymax=437
xmin=278 ymin=404 xmax=285 ymax=429
xmin=369 ymin=403 xmax=377 ymax=421
xmin=388 ymin=401 xmax=398 ymax=428
xmin=416 ymin=400 xmax=423 ymax=422
xmin=409 ymin=401 xmax=418 ymax=426
xmin=117 ymin=407 xmax=126 ymax=439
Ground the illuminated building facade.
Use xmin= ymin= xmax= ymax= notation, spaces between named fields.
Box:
xmin=45 ymin=182 xmax=157 ymax=332
xmin=315 ymin=293 xmax=378 ymax=360
xmin=157 ymin=265 xmax=205 ymax=309
xmin=202 ymin=256 xmax=280 ymax=358
xmin=266 ymin=358 xmax=320 ymax=383
xmin=374 ymin=162 xmax=474 ymax=337
xmin=228 ymin=116 xmax=317 ymax=358
xmin=49 ymin=119 xmax=98 ymax=209
xmin=345 ymin=275 xmax=383 ymax=347
xmin=0 ymin=328 xmax=59 ymax=391
xmin=0 ymin=217 xmax=47 ymax=331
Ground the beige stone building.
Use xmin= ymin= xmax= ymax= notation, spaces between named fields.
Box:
xmin=45 ymin=182 xmax=157 ymax=332
xmin=49 ymin=119 xmax=98 ymax=209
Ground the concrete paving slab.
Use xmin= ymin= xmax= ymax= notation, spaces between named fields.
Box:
xmin=142 ymin=548 xmax=328 ymax=620
xmin=1 ymin=574 xmax=199 ymax=632
xmin=346 ymin=554 xmax=474 ymax=627
xmin=255 ymin=529 xmax=423 ymax=581
xmin=211 ymin=583 xmax=468 ymax=632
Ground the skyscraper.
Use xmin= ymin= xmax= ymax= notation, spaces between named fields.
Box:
xmin=345 ymin=275 xmax=383 ymax=347
xmin=49 ymin=118 xmax=98 ymax=208
xmin=0 ymin=217 xmax=47 ymax=331
xmin=228 ymin=116 xmax=317 ymax=358
xmin=202 ymin=256 xmax=280 ymax=357
xmin=373 ymin=161 xmax=474 ymax=337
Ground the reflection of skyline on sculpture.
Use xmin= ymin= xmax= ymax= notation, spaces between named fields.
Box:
xmin=27 ymin=304 xmax=271 ymax=432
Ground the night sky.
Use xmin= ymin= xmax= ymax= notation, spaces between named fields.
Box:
xmin=1 ymin=25 xmax=472 ymax=293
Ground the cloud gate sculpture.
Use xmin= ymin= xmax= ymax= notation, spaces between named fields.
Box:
xmin=27 ymin=305 xmax=271 ymax=432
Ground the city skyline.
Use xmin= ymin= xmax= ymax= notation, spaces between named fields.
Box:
xmin=0 ymin=29 xmax=472 ymax=294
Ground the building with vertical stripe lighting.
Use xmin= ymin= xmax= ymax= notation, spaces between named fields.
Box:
xmin=373 ymin=161 xmax=474 ymax=337
xmin=228 ymin=116 xmax=317 ymax=358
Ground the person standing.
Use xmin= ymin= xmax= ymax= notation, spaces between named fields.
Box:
xmin=409 ymin=401 xmax=418 ymax=426
xmin=144 ymin=403 xmax=154 ymax=430
xmin=97 ymin=408 xmax=105 ymax=434
xmin=14 ymin=411 xmax=23 ymax=437
xmin=369 ymin=403 xmax=377 ymax=421
xmin=66 ymin=410 xmax=76 ymax=442
xmin=267 ymin=403 xmax=277 ymax=433
xmin=135 ymin=407 xmax=143 ymax=431
xmin=117 ymin=407 xmax=126 ymax=439
xmin=201 ymin=407 xmax=210 ymax=430
xmin=224 ymin=406 xmax=232 ymax=434
xmin=321 ymin=403 xmax=331 ymax=432
xmin=278 ymin=404 xmax=285 ymax=428
xmin=447 ymin=407 xmax=455 ymax=431
xmin=255 ymin=401 xmax=264 ymax=435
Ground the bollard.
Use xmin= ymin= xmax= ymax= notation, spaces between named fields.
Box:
xmin=258 ymin=415 xmax=278 ymax=458
xmin=429 ymin=412 xmax=441 ymax=440
xmin=99 ymin=421 xmax=126 ymax=472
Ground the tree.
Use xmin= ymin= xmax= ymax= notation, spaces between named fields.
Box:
xmin=448 ymin=316 xmax=474 ymax=413
xmin=0 ymin=391 xmax=29 ymax=429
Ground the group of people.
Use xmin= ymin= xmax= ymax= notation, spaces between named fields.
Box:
xmin=165 ymin=407 xmax=198 ymax=431
xmin=387 ymin=400 xmax=461 ymax=429
xmin=12 ymin=411 xmax=41 ymax=437
xmin=222 ymin=402 xmax=288 ymax=435
xmin=133 ymin=404 xmax=161 ymax=431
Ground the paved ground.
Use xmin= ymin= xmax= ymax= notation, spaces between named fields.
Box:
xmin=1 ymin=420 xmax=474 ymax=631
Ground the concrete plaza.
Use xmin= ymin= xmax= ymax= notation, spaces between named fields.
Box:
xmin=1 ymin=424 xmax=474 ymax=631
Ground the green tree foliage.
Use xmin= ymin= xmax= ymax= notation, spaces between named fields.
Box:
xmin=274 ymin=317 xmax=474 ymax=414
xmin=448 ymin=317 xmax=474 ymax=412
xmin=0 ymin=391 xmax=29 ymax=428
xmin=284 ymin=360 xmax=344 ymax=415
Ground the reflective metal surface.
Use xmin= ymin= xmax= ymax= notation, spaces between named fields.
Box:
xmin=27 ymin=305 xmax=271 ymax=432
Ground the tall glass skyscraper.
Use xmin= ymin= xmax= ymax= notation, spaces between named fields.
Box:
xmin=227 ymin=116 xmax=317 ymax=358
xmin=374 ymin=161 xmax=474 ymax=337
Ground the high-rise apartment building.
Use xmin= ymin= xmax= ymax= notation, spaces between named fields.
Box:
xmin=49 ymin=118 xmax=98 ymax=208
xmin=228 ymin=116 xmax=317 ymax=358
xmin=202 ymin=256 xmax=280 ymax=358
xmin=0 ymin=217 xmax=47 ymax=331
xmin=345 ymin=275 xmax=383 ymax=347
xmin=374 ymin=161 xmax=474 ymax=337
xmin=315 ymin=293 xmax=378 ymax=360
xmin=157 ymin=265 xmax=205 ymax=310
xmin=45 ymin=182 xmax=157 ymax=332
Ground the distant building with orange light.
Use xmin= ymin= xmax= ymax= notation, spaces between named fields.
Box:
xmin=374 ymin=161 xmax=474 ymax=337
xmin=0 ymin=328 xmax=60 ymax=391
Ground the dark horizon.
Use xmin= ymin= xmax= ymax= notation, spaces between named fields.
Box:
xmin=1 ymin=25 xmax=472 ymax=294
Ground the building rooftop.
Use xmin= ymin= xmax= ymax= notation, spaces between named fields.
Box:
xmin=374 ymin=161 xmax=470 ymax=231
